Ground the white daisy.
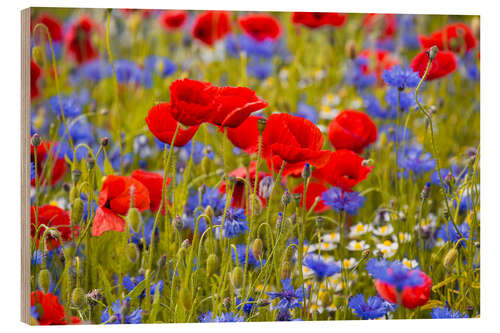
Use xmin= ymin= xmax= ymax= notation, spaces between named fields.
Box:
xmin=348 ymin=223 xmax=372 ymax=238
xmin=372 ymin=224 xmax=394 ymax=237
xmin=376 ymin=239 xmax=399 ymax=258
xmin=346 ymin=240 xmax=370 ymax=251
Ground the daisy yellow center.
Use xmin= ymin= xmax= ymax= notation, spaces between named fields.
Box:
xmin=321 ymin=105 xmax=331 ymax=113
xmin=381 ymin=226 xmax=387 ymax=233
xmin=383 ymin=240 xmax=392 ymax=247
xmin=354 ymin=242 xmax=362 ymax=250
xmin=356 ymin=224 xmax=365 ymax=233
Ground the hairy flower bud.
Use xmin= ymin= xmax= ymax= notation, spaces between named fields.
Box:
xmin=126 ymin=208 xmax=143 ymax=234
xmin=71 ymin=197 xmax=84 ymax=226
xmin=302 ymin=163 xmax=311 ymax=180
xmin=315 ymin=216 xmax=325 ymax=229
xmin=126 ymin=242 xmax=139 ymax=263
xmin=443 ymin=247 xmax=458 ymax=269
xmin=429 ymin=45 xmax=439 ymax=61
xmin=32 ymin=46 xmax=43 ymax=65
xmin=231 ymin=266 xmax=244 ymax=289
xmin=179 ymin=287 xmax=192 ymax=311
xmin=206 ymin=253 xmax=218 ymax=276
xmin=86 ymin=289 xmax=102 ymax=306
xmin=100 ymin=137 xmax=109 ymax=147
xmin=157 ymin=254 xmax=167 ymax=268
xmin=204 ymin=205 xmax=214 ymax=222
xmin=258 ymin=176 xmax=274 ymax=199
xmin=181 ymin=239 xmax=191 ymax=249
xmin=38 ymin=269 xmax=51 ymax=293
xmin=280 ymin=260 xmax=292 ymax=280
xmin=71 ymin=287 xmax=85 ymax=309
xmin=173 ymin=215 xmax=184 ymax=232
xmin=252 ymin=238 xmax=264 ymax=260
xmin=292 ymin=193 xmax=302 ymax=206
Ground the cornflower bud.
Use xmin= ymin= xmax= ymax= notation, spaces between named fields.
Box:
xmin=429 ymin=45 xmax=439 ymax=61
xmin=292 ymin=193 xmax=302 ymax=206
xmin=31 ymin=133 xmax=42 ymax=147
xmin=420 ymin=182 xmax=431 ymax=200
xmin=258 ymin=176 xmax=274 ymax=199
xmin=281 ymin=190 xmax=291 ymax=207
xmin=302 ymin=163 xmax=311 ymax=180
xmin=86 ymin=289 xmax=102 ymax=306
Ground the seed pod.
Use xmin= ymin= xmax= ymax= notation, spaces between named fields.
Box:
xmin=126 ymin=208 xmax=143 ymax=233
xmin=71 ymin=287 xmax=85 ymax=308
xmin=71 ymin=197 xmax=84 ymax=225
xmin=280 ymin=261 xmax=292 ymax=280
xmin=126 ymin=243 xmax=139 ymax=263
xmin=429 ymin=45 xmax=439 ymax=61
xmin=31 ymin=133 xmax=42 ymax=147
xmin=38 ymin=269 xmax=51 ymax=293
xmin=443 ymin=247 xmax=459 ymax=269
xmin=252 ymin=238 xmax=264 ymax=260
xmin=201 ymin=155 xmax=211 ymax=175
xmin=231 ymin=266 xmax=244 ymax=289
xmin=206 ymin=254 xmax=218 ymax=276
xmin=257 ymin=118 xmax=267 ymax=134
xmin=179 ymin=287 xmax=192 ymax=311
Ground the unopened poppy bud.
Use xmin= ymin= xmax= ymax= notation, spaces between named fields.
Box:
xmin=259 ymin=176 xmax=274 ymax=199
xmin=71 ymin=197 xmax=84 ymax=225
xmin=38 ymin=269 xmax=51 ymax=293
xmin=204 ymin=205 xmax=214 ymax=222
xmin=302 ymin=163 xmax=311 ymax=180
xmin=182 ymin=239 xmax=191 ymax=249
xmin=126 ymin=243 xmax=139 ymax=263
xmin=281 ymin=190 xmax=291 ymax=207
xmin=292 ymin=193 xmax=302 ymax=206
xmin=32 ymin=46 xmax=43 ymax=65
xmin=86 ymin=289 xmax=102 ymax=306
xmin=206 ymin=253 xmax=218 ymax=276
xmin=257 ymin=118 xmax=267 ymax=134
xmin=100 ymin=137 xmax=109 ymax=147
xmin=231 ymin=266 xmax=244 ymax=289
xmin=362 ymin=159 xmax=374 ymax=167
xmin=31 ymin=133 xmax=42 ymax=147
xmin=173 ymin=215 xmax=184 ymax=232
xmin=201 ymin=155 xmax=211 ymax=174
xmin=252 ymin=238 xmax=264 ymax=260
xmin=443 ymin=247 xmax=458 ymax=269
xmin=126 ymin=208 xmax=143 ymax=233
xmin=280 ymin=261 xmax=292 ymax=280
xmin=430 ymin=253 xmax=440 ymax=265
xmin=71 ymin=287 xmax=85 ymax=308
xmin=179 ymin=287 xmax=193 ymax=311
xmin=315 ymin=216 xmax=325 ymax=229
xmin=429 ymin=45 xmax=439 ymax=61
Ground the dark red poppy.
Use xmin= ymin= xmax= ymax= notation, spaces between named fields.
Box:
xmin=358 ymin=49 xmax=399 ymax=83
xmin=313 ymin=149 xmax=372 ymax=192
xmin=65 ymin=15 xmax=98 ymax=64
xmin=291 ymin=12 xmax=347 ymax=29
xmin=191 ymin=11 xmax=232 ymax=47
xmin=32 ymin=14 xmax=64 ymax=42
xmin=237 ymin=14 xmax=282 ymax=41
xmin=211 ymin=87 xmax=268 ymax=128
xmin=327 ymin=110 xmax=377 ymax=153
xmin=145 ymin=102 xmax=199 ymax=147
xmin=159 ymin=10 xmax=188 ymax=30
xmin=262 ymin=113 xmax=330 ymax=177
xmin=30 ymin=205 xmax=76 ymax=250
xmin=169 ymin=79 xmax=220 ymax=127
xmin=31 ymin=60 xmax=42 ymax=100
xmin=419 ymin=23 xmax=477 ymax=53
xmin=292 ymin=181 xmax=329 ymax=213
xmin=375 ymin=270 xmax=432 ymax=309
xmin=410 ymin=49 xmax=457 ymax=81
xmin=131 ymin=169 xmax=170 ymax=213
xmin=91 ymin=175 xmax=150 ymax=237
xmin=226 ymin=115 xmax=261 ymax=154
xmin=31 ymin=140 xmax=67 ymax=186
xmin=362 ymin=14 xmax=397 ymax=39
xmin=219 ymin=161 xmax=271 ymax=209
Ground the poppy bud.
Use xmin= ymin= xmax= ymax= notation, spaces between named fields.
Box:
xmin=206 ymin=253 xmax=218 ymax=276
xmin=179 ymin=287 xmax=192 ymax=311
xmin=71 ymin=169 xmax=82 ymax=185
xmin=173 ymin=215 xmax=184 ymax=232
xmin=285 ymin=246 xmax=296 ymax=261
xmin=257 ymin=118 xmax=267 ymax=134
xmin=100 ymin=137 xmax=109 ymax=147
xmin=443 ymin=247 xmax=458 ymax=269
xmin=252 ymin=238 xmax=264 ymax=260
xmin=157 ymin=254 xmax=167 ymax=268
xmin=38 ymin=269 xmax=51 ymax=293
xmin=201 ymin=155 xmax=211 ymax=175
xmin=429 ymin=45 xmax=439 ymax=61
xmin=31 ymin=133 xmax=42 ymax=147
xmin=250 ymin=194 xmax=263 ymax=215
xmin=126 ymin=207 xmax=143 ymax=233
xmin=280 ymin=260 xmax=292 ymax=280
xmin=126 ymin=243 xmax=139 ymax=263
xmin=177 ymin=247 xmax=187 ymax=262
xmin=71 ymin=197 xmax=84 ymax=225
xmin=32 ymin=46 xmax=43 ymax=65
xmin=302 ymin=163 xmax=311 ymax=180
xmin=281 ymin=190 xmax=291 ymax=207
xmin=204 ymin=205 xmax=214 ymax=222
xmin=71 ymin=287 xmax=85 ymax=308
xmin=430 ymin=253 xmax=440 ymax=266
xmin=231 ymin=266 xmax=244 ymax=289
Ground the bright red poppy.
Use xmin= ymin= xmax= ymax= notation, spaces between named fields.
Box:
xmin=145 ymin=102 xmax=199 ymax=147
xmin=419 ymin=23 xmax=477 ymax=53
xmin=191 ymin=11 xmax=232 ymax=47
xmin=159 ymin=10 xmax=188 ymax=30
xmin=362 ymin=14 xmax=397 ymax=39
xmin=65 ymin=15 xmax=98 ymax=64
xmin=225 ymin=115 xmax=261 ymax=154
xmin=410 ymin=49 xmax=457 ymax=81
xmin=31 ymin=60 xmax=42 ymax=100
xmin=31 ymin=140 xmax=67 ymax=186
xmin=169 ymin=79 xmax=220 ymax=127
xmin=327 ymin=110 xmax=377 ymax=153
xmin=211 ymin=87 xmax=268 ymax=128
xmin=238 ymin=14 xmax=282 ymax=41
xmin=291 ymin=12 xmax=347 ymax=29
xmin=358 ymin=49 xmax=399 ymax=83
xmin=31 ymin=291 xmax=81 ymax=325
xmin=131 ymin=169 xmax=170 ymax=213
xmin=32 ymin=14 xmax=64 ymax=42
xmin=262 ymin=113 xmax=330 ymax=177
xmin=312 ymin=149 xmax=372 ymax=192
xmin=375 ymin=270 xmax=432 ymax=309
xmin=292 ymin=181 xmax=329 ymax=213
xmin=30 ymin=205 xmax=76 ymax=250
xmin=91 ymin=175 xmax=150 ymax=237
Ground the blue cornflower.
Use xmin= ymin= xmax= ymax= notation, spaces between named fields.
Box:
xmin=31 ymin=250 xmax=43 ymax=265
xmin=181 ymin=141 xmax=214 ymax=164
xmin=399 ymin=15 xmax=420 ymax=49
xmin=30 ymin=162 xmax=36 ymax=181
xmin=226 ymin=34 xmax=276 ymax=58
xmin=379 ymin=124 xmax=411 ymax=142
xmin=122 ymin=274 xmax=164 ymax=300
xmin=363 ymin=94 xmax=396 ymax=119
xmin=199 ymin=311 xmax=245 ymax=322
xmin=296 ymin=102 xmax=319 ymax=124
xmin=216 ymin=208 xmax=249 ymax=239
xmin=58 ymin=118 xmax=94 ymax=144
xmin=385 ymin=87 xmax=417 ymax=112
xmin=397 ymin=144 xmax=436 ymax=178
xmin=80 ymin=59 xmax=112 ymax=82
xmin=81 ymin=193 xmax=97 ymax=222
xmin=455 ymin=190 xmax=475 ymax=213
xmin=375 ymin=37 xmax=395 ymax=52
xmin=130 ymin=218 xmax=159 ymax=249
xmin=114 ymin=59 xmax=153 ymax=88
xmin=49 ymin=94 xmax=82 ymax=118
xmin=247 ymin=57 xmax=273 ymax=80
xmin=322 ymin=187 xmax=366 ymax=215
xmin=31 ymin=305 xmax=39 ymax=319
xmin=266 ymin=279 xmax=306 ymax=311
xmin=431 ymin=306 xmax=469 ymax=319
xmin=133 ymin=134 xmax=153 ymax=161
xmin=303 ymin=254 xmax=341 ymax=280
xmin=276 ymin=309 xmax=302 ymax=321
xmin=101 ymin=297 xmax=142 ymax=324
xmin=345 ymin=57 xmax=376 ymax=90
xmin=366 ymin=258 xmax=423 ymax=291
xmin=430 ymin=165 xmax=466 ymax=190
xmin=236 ymin=297 xmax=256 ymax=315
xmin=185 ymin=187 xmax=226 ymax=215
xmin=143 ymin=56 xmax=177 ymax=78
xmin=231 ymin=244 xmax=265 ymax=268
xmin=348 ymin=294 xmax=389 ymax=319
xmin=436 ymin=221 xmax=470 ymax=248
xmin=382 ymin=65 xmax=420 ymax=90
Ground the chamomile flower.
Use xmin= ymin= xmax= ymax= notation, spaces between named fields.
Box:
xmin=347 ymin=240 xmax=370 ymax=252
xmin=338 ymin=257 xmax=358 ymax=270
xmin=348 ymin=223 xmax=372 ymax=238
xmin=376 ymin=239 xmax=399 ymax=258
xmin=397 ymin=232 xmax=412 ymax=243
xmin=373 ymin=224 xmax=394 ymax=237
xmin=401 ymin=258 xmax=419 ymax=269
xmin=322 ymin=231 xmax=341 ymax=243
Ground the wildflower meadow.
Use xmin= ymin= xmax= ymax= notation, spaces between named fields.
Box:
xmin=27 ymin=8 xmax=480 ymax=325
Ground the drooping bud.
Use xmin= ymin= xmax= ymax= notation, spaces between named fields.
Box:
xmin=38 ymin=269 xmax=51 ymax=293
xmin=302 ymin=163 xmax=311 ymax=180
xmin=173 ymin=215 xmax=184 ymax=232
xmin=201 ymin=155 xmax=211 ymax=174
xmin=31 ymin=133 xmax=42 ymax=147
xmin=206 ymin=254 xmax=218 ymax=276
xmin=285 ymin=246 xmax=296 ymax=261
xmin=443 ymin=247 xmax=458 ymax=269
xmin=71 ymin=197 xmax=84 ymax=226
xmin=280 ymin=261 xmax=292 ymax=280
xmin=179 ymin=287 xmax=193 ymax=311
xmin=281 ymin=190 xmax=291 ymax=207
xmin=429 ymin=45 xmax=439 ymax=61
xmin=257 ymin=118 xmax=267 ymax=134
xmin=71 ymin=287 xmax=85 ymax=308
xmin=126 ymin=242 xmax=139 ymax=263
xmin=231 ymin=266 xmax=244 ymax=289
xmin=252 ymin=238 xmax=264 ymax=260
xmin=126 ymin=207 xmax=143 ymax=233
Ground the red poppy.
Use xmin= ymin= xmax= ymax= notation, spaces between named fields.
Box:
xmin=358 ymin=49 xmax=399 ymax=83
xmin=237 ymin=14 xmax=282 ymax=41
xmin=31 ymin=60 xmax=42 ymax=100
xmin=292 ymin=181 xmax=329 ymax=213
xmin=191 ymin=11 xmax=232 ymax=47
xmin=32 ymin=14 xmax=63 ymax=42
xmin=419 ymin=23 xmax=477 ymax=53
xmin=159 ymin=10 xmax=188 ymax=30
xmin=291 ymin=12 xmax=347 ymax=29
xmin=219 ymin=161 xmax=271 ymax=209
xmin=31 ymin=291 xmax=81 ymax=325
xmin=226 ymin=115 xmax=261 ymax=154
xmin=262 ymin=113 xmax=330 ymax=177
xmin=362 ymin=14 xmax=397 ymax=39
xmin=211 ymin=87 xmax=268 ymax=128
xmin=65 ymin=15 xmax=98 ymax=64
xmin=131 ymin=169 xmax=170 ymax=213
xmin=169 ymin=79 xmax=220 ymax=127
xmin=145 ymin=102 xmax=199 ymax=147
xmin=327 ymin=110 xmax=377 ymax=153
xmin=31 ymin=140 xmax=67 ymax=186
xmin=410 ymin=49 xmax=457 ymax=81
xmin=375 ymin=270 xmax=432 ymax=309
xmin=91 ymin=175 xmax=150 ymax=237
xmin=312 ymin=149 xmax=372 ymax=192
xmin=30 ymin=205 xmax=76 ymax=250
